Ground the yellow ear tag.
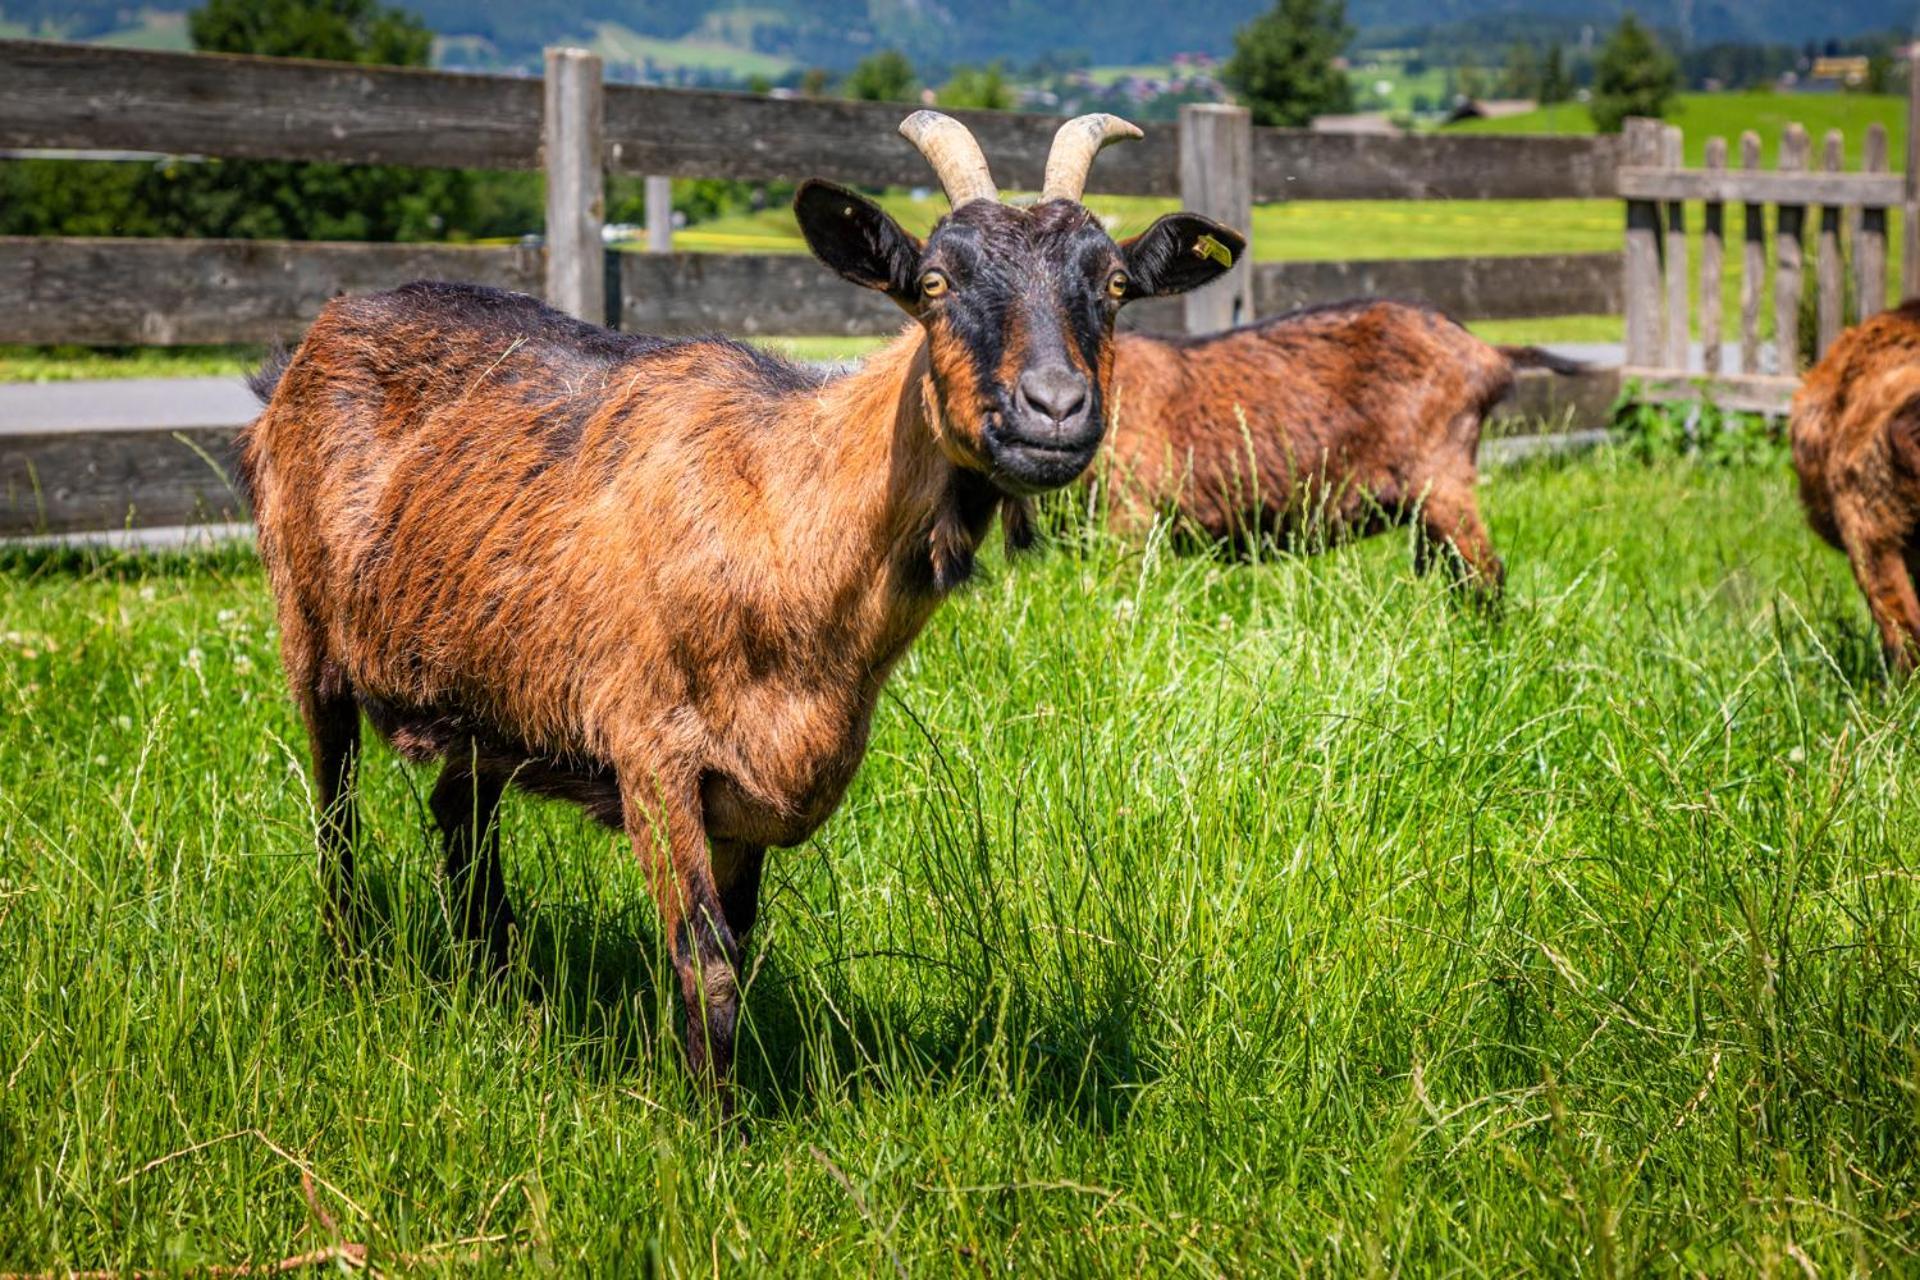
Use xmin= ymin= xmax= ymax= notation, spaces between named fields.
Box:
xmin=1192 ymin=234 xmax=1234 ymax=267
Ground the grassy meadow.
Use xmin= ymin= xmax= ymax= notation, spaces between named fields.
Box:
xmin=3 ymin=445 xmax=1920 ymax=1273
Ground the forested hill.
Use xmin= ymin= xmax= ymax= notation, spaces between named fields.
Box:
xmin=6 ymin=0 xmax=1911 ymax=72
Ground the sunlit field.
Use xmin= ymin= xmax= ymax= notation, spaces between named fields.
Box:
xmin=3 ymin=445 xmax=1917 ymax=1273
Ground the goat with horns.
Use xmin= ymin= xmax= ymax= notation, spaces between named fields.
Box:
xmin=240 ymin=112 xmax=1245 ymax=1096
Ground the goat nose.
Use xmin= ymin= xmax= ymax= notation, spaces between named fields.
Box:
xmin=1017 ymin=366 xmax=1088 ymax=425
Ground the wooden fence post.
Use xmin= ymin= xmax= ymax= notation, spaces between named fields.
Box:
xmin=1701 ymin=136 xmax=1725 ymax=375
xmin=1816 ymin=129 xmax=1844 ymax=356
xmin=1860 ymin=124 xmax=1889 ymax=319
xmin=1740 ymin=131 xmax=1765 ymax=374
xmin=1179 ymin=103 xmax=1254 ymax=335
xmin=1622 ymin=117 xmax=1665 ymax=367
xmin=1905 ymin=52 xmax=1919 ymax=299
xmin=1662 ymin=124 xmax=1689 ymax=371
xmin=646 ymin=175 xmax=673 ymax=253
xmin=1776 ymin=124 xmax=1809 ymax=376
xmin=543 ymin=47 xmax=605 ymax=322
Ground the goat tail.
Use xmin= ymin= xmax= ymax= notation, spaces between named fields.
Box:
xmin=1498 ymin=345 xmax=1589 ymax=377
xmin=248 ymin=343 xmax=292 ymax=405
xmin=233 ymin=344 xmax=292 ymax=507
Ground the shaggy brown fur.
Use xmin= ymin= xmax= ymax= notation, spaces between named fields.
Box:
xmin=1102 ymin=300 xmax=1580 ymax=594
xmin=1791 ymin=300 xmax=1920 ymax=673
xmin=241 ymin=174 xmax=1240 ymax=1094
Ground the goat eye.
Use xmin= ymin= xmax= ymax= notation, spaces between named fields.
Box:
xmin=1107 ymin=272 xmax=1129 ymax=299
xmin=920 ymin=271 xmax=950 ymax=298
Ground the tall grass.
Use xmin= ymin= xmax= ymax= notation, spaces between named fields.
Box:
xmin=2 ymin=451 xmax=1917 ymax=1273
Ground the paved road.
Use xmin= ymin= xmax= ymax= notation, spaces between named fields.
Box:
xmin=0 ymin=376 xmax=260 ymax=434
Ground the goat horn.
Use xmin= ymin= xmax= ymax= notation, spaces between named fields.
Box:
xmin=898 ymin=110 xmax=998 ymax=208
xmin=1040 ymin=113 xmax=1144 ymax=204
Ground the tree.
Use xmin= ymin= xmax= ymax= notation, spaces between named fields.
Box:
xmin=0 ymin=0 xmax=539 ymax=243
xmin=171 ymin=0 xmax=477 ymax=241
xmin=1589 ymin=15 xmax=1679 ymax=133
xmin=844 ymin=49 xmax=917 ymax=103
xmin=1500 ymin=42 xmax=1539 ymax=99
xmin=1865 ymin=52 xmax=1894 ymax=95
xmin=1222 ymin=0 xmax=1354 ymax=128
xmin=188 ymin=0 xmax=430 ymax=64
xmin=1539 ymin=45 xmax=1572 ymax=104
xmin=938 ymin=63 xmax=1013 ymax=111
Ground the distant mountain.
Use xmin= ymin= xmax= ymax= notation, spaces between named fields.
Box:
xmin=5 ymin=0 xmax=1914 ymax=73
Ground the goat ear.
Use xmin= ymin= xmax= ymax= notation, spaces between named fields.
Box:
xmin=1119 ymin=214 xmax=1246 ymax=300
xmin=795 ymin=180 xmax=924 ymax=304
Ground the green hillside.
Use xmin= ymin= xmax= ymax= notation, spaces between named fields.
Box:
xmin=5 ymin=0 xmax=1913 ymax=77
xmin=1450 ymin=92 xmax=1908 ymax=170
xmin=588 ymin=20 xmax=795 ymax=79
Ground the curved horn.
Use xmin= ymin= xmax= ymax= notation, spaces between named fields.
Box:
xmin=1040 ymin=113 xmax=1144 ymax=203
xmin=899 ymin=110 xmax=998 ymax=208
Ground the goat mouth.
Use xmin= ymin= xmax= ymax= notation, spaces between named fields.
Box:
xmin=987 ymin=438 xmax=1099 ymax=495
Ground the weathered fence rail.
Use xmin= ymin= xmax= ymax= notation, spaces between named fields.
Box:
xmin=0 ymin=39 xmax=1627 ymax=200
xmin=0 ymin=238 xmax=1620 ymax=346
xmin=0 ymin=238 xmax=544 ymax=345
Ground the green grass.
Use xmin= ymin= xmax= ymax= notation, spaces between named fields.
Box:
xmin=1450 ymin=91 xmax=1908 ymax=169
xmin=90 ymin=10 xmax=192 ymax=53
xmin=588 ymin=21 xmax=795 ymax=80
xmin=4 ymin=450 xmax=1920 ymax=1272
xmin=673 ymin=193 xmax=1623 ymax=262
xmin=0 ymin=344 xmax=265 ymax=383
xmin=1082 ymin=64 xmax=1175 ymax=87
xmin=1346 ymin=54 xmax=1454 ymax=115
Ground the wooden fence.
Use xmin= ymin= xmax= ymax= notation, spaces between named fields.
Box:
xmin=0 ymin=37 xmax=1626 ymax=345
xmin=0 ymin=38 xmax=1781 ymax=536
xmin=1617 ymin=59 xmax=1920 ymax=413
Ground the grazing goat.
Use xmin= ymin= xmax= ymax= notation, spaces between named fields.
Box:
xmin=1791 ymin=300 xmax=1920 ymax=673
xmin=240 ymin=111 xmax=1243 ymax=1090
xmin=1101 ymin=299 xmax=1583 ymax=593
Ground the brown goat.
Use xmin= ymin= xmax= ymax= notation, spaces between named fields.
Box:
xmin=1791 ymin=300 xmax=1920 ymax=673
xmin=1100 ymin=299 xmax=1582 ymax=592
xmin=240 ymin=112 xmax=1242 ymax=1091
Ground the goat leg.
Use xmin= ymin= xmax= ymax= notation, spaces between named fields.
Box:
xmin=1838 ymin=513 xmax=1920 ymax=676
xmin=430 ymin=747 xmax=517 ymax=977
xmin=1414 ymin=481 xmax=1505 ymax=604
xmin=291 ymin=644 xmax=362 ymax=958
xmin=622 ymin=768 xmax=743 ymax=1096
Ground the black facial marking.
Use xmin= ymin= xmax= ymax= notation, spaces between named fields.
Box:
xmin=919 ymin=200 xmax=1123 ymax=438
